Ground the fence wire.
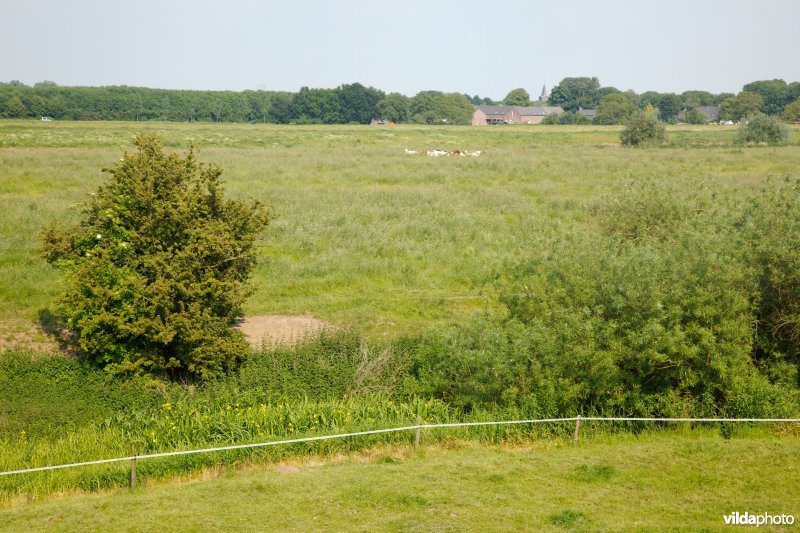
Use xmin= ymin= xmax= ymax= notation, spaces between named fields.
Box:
xmin=2 ymin=416 xmax=798 ymax=477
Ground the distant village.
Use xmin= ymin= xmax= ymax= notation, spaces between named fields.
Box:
xmin=468 ymin=84 xmax=723 ymax=126
xmin=3 ymin=77 xmax=797 ymax=125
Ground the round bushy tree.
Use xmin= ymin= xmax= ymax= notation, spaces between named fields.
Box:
xmin=620 ymin=113 xmax=666 ymax=146
xmin=782 ymin=97 xmax=800 ymax=123
xmin=41 ymin=135 xmax=269 ymax=379
xmin=737 ymin=114 xmax=791 ymax=144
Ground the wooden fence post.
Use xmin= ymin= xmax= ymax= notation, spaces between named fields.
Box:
xmin=573 ymin=415 xmax=581 ymax=445
xmin=130 ymin=456 xmax=137 ymax=488
xmin=415 ymin=416 xmax=422 ymax=448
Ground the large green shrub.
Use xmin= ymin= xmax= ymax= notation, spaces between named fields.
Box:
xmin=736 ymin=114 xmax=791 ymax=144
xmin=736 ymin=179 xmax=800 ymax=385
xmin=620 ymin=113 xmax=666 ymax=146
xmin=40 ymin=135 xmax=269 ymax=379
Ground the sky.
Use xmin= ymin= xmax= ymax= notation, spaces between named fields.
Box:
xmin=2 ymin=0 xmax=799 ymax=99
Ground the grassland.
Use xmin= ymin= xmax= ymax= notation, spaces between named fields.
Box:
xmin=2 ymin=120 xmax=799 ymax=340
xmin=1 ymin=431 xmax=798 ymax=531
xmin=1 ymin=120 xmax=799 ymax=526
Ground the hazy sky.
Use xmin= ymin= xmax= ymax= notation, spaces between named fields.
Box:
xmin=2 ymin=0 xmax=798 ymax=99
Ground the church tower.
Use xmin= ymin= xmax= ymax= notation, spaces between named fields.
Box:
xmin=539 ymin=83 xmax=548 ymax=102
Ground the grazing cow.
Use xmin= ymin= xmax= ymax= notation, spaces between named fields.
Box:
xmin=429 ymin=149 xmax=447 ymax=157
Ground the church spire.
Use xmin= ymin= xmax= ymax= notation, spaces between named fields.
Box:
xmin=539 ymin=83 xmax=548 ymax=102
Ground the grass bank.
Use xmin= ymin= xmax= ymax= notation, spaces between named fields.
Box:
xmin=1 ymin=432 xmax=798 ymax=530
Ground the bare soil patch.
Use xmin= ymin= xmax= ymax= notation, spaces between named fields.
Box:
xmin=235 ymin=315 xmax=327 ymax=349
xmin=0 ymin=320 xmax=60 ymax=354
xmin=0 ymin=315 xmax=326 ymax=353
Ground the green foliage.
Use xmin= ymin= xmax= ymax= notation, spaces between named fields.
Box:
xmin=657 ymin=93 xmax=681 ymax=123
xmin=2 ymin=95 xmax=27 ymax=118
xmin=239 ymin=331 xmax=404 ymax=399
xmin=736 ymin=114 xmax=791 ymax=144
xmin=597 ymin=86 xmax=621 ymax=99
xmin=714 ymin=92 xmax=735 ymax=105
xmin=39 ymin=135 xmax=269 ymax=379
xmin=781 ymin=97 xmax=800 ymax=122
xmin=541 ymin=111 xmax=592 ymax=125
xmin=376 ymin=92 xmax=411 ymax=123
xmin=594 ymin=93 xmax=636 ymax=125
xmin=490 ymin=182 xmax=800 ymax=418
xmin=638 ymin=91 xmax=661 ymax=111
xmin=743 ymin=79 xmax=789 ymax=115
xmin=502 ymin=88 xmax=531 ymax=106
xmin=0 ymin=351 xmax=157 ymax=438
xmin=620 ymin=113 xmax=666 ymax=146
xmin=736 ymin=179 xmax=800 ymax=380
xmin=682 ymin=108 xmax=708 ymax=125
xmin=681 ymin=90 xmax=715 ymax=108
xmin=336 ymin=83 xmax=385 ymax=124
xmin=719 ymin=91 xmax=764 ymax=122
xmin=410 ymin=91 xmax=473 ymax=125
xmin=548 ymin=77 xmax=602 ymax=111
xmin=289 ymin=87 xmax=343 ymax=124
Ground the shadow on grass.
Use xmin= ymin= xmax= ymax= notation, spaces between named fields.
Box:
xmin=36 ymin=308 xmax=75 ymax=356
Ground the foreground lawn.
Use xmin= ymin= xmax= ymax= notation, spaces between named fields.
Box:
xmin=1 ymin=432 xmax=798 ymax=531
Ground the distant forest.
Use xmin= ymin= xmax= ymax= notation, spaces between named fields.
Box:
xmin=1 ymin=78 xmax=799 ymax=125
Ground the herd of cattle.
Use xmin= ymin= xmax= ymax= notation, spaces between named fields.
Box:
xmin=404 ymin=148 xmax=482 ymax=157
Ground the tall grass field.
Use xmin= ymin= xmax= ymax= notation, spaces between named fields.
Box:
xmin=1 ymin=120 xmax=799 ymax=526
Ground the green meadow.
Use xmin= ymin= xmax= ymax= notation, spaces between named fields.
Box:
xmin=1 ymin=120 xmax=798 ymax=336
xmin=1 ymin=120 xmax=800 ymax=523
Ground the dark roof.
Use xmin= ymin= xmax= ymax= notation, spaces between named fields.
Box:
xmin=516 ymin=106 xmax=564 ymax=116
xmin=476 ymin=105 xmax=511 ymax=116
xmin=474 ymin=105 xmax=564 ymax=117
xmin=697 ymin=106 xmax=719 ymax=120
xmin=578 ymin=108 xmax=596 ymax=117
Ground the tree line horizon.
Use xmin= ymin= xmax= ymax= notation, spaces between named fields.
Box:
xmin=2 ymin=77 xmax=799 ymax=125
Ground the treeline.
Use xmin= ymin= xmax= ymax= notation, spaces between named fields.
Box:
xmin=539 ymin=77 xmax=800 ymax=125
xmin=2 ymin=77 xmax=799 ymax=125
xmin=0 ymin=81 xmax=474 ymax=125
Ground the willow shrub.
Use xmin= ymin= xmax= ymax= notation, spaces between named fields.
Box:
xmin=737 ymin=114 xmax=791 ymax=144
xmin=403 ymin=181 xmax=800 ymax=418
xmin=40 ymin=135 xmax=270 ymax=379
xmin=620 ymin=112 xmax=666 ymax=146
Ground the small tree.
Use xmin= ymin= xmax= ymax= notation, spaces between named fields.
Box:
xmin=782 ymin=97 xmax=800 ymax=123
xmin=683 ymin=108 xmax=708 ymax=125
xmin=41 ymin=135 xmax=269 ymax=379
xmin=503 ymin=88 xmax=531 ymax=106
xmin=594 ymin=93 xmax=635 ymax=125
xmin=620 ymin=113 xmax=666 ymax=146
xmin=737 ymin=114 xmax=791 ymax=144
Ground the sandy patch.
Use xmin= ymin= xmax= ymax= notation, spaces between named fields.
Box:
xmin=236 ymin=315 xmax=327 ymax=349
xmin=0 ymin=320 xmax=61 ymax=354
xmin=0 ymin=315 xmax=326 ymax=353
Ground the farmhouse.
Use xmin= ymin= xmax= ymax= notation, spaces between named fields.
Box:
xmin=677 ymin=105 xmax=721 ymax=124
xmin=697 ymin=105 xmax=720 ymax=123
xmin=472 ymin=105 xmax=564 ymax=125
